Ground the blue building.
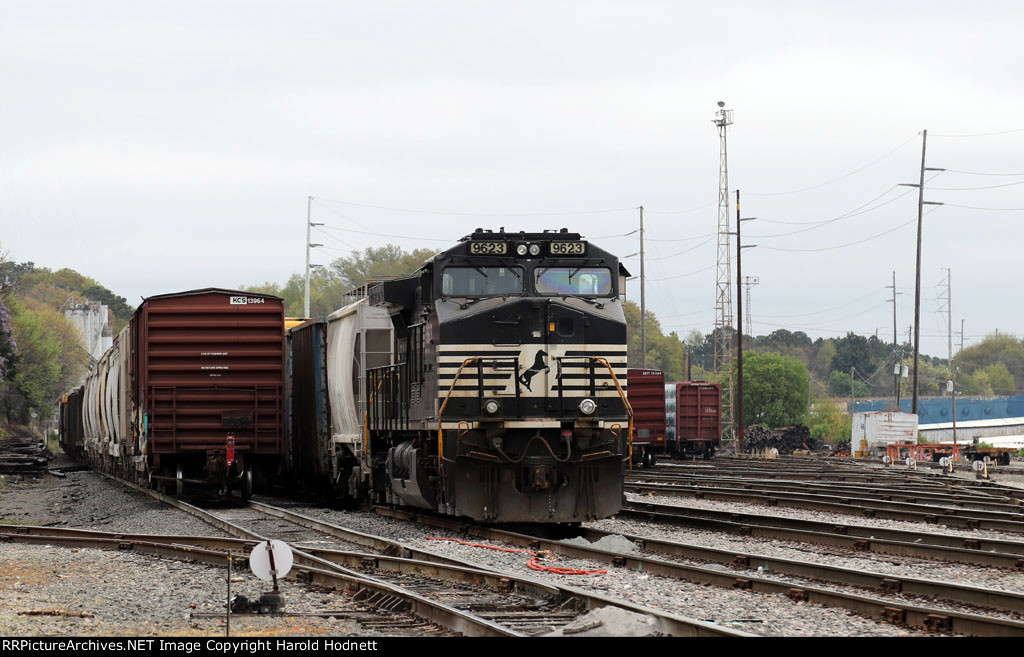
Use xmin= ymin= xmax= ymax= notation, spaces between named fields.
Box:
xmin=853 ymin=396 xmax=1024 ymax=426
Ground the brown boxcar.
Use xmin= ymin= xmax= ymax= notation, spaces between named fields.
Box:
xmin=627 ymin=368 xmax=666 ymax=467
xmin=667 ymin=381 xmax=722 ymax=459
xmin=132 ymin=288 xmax=285 ymax=496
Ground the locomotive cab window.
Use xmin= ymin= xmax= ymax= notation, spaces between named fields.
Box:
xmin=441 ymin=266 xmax=523 ymax=297
xmin=535 ymin=267 xmax=613 ymax=297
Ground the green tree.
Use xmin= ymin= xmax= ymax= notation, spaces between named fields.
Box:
xmin=831 ymin=333 xmax=875 ymax=378
xmin=328 ymin=245 xmax=438 ymax=292
xmin=3 ymin=297 xmax=61 ymax=423
xmin=734 ymin=350 xmax=809 ymax=428
xmin=828 ymin=369 xmax=870 ymax=397
xmin=623 ymin=300 xmax=687 ymax=381
xmin=245 ymin=245 xmax=441 ymax=318
xmin=0 ymin=297 xmax=14 ymax=381
xmin=957 ymin=333 xmax=1024 ymax=394
xmin=986 ymin=361 xmax=1016 ymax=394
xmin=807 ymin=399 xmax=852 ymax=443
xmin=20 ymin=297 xmax=89 ymax=396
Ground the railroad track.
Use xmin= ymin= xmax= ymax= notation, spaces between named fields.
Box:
xmin=619 ymin=501 xmax=1024 ymax=570
xmin=651 ymin=458 xmax=1024 ymax=483
xmin=624 ymin=481 xmax=1024 ymax=533
xmin=370 ymin=506 xmax=1024 ymax=636
xmin=29 ymin=471 xmax=748 ymax=637
xmin=628 ymin=474 xmax=1024 ymax=511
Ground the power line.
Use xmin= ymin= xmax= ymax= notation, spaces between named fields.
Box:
xmin=759 ymin=204 xmax=943 ymax=253
xmin=932 ymin=127 xmax=1024 ymax=138
xmin=757 ymin=287 xmax=888 ymax=319
xmin=318 ymin=223 xmax=454 ymax=243
xmin=311 ymin=197 xmax=375 ymax=232
xmin=646 ymin=235 xmax=715 ymax=261
xmin=745 ymin=133 xmax=920 ymax=197
xmin=929 ymin=180 xmax=1024 ymax=191
xmin=589 ymin=229 xmax=639 ymax=239
xmin=750 ymin=171 xmax=944 ymax=240
xmin=648 ymin=264 xmax=715 ymax=282
xmin=945 ymin=168 xmax=1024 ymax=177
xmin=758 ymin=216 xmax=916 ymax=252
xmin=313 ymin=196 xmax=635 ymax=217
xmin=747 ymin=184 xmax=904 ymax=238
xmin=942 ymin=203 xmax=1024 ymax=212
xmin=644 ymin=201 xmax=716 ymax=215
xmin=312 ymin=225 xmax=359 ymax=250
xmin=644 ymin=232 xmax=717 ymax=243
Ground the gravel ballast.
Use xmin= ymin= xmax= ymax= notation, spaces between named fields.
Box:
xmin=3 ymin=462 xmax=1018 ymax=637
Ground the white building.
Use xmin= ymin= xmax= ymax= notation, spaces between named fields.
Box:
xmin=918 ymin=417 xmax=1024 ymax=448
xmin=63 ymin=300 xmax=112 ymax=363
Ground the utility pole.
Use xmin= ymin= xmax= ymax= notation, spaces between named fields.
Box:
xmin=899 ymin=131 xmax=944 ymax=415
xmin=885 ymin=271 xmax=903 ymax=409
xmin=734 ymin=191 xmax=756 ymax=455
xmin=639 ymin=206 xmax=647 ymax=368
xmin=850 ymin=366 xmax=856 ymax=416
xmin=712 ymin=101 xmax=735 ymax=446
xmin=304 ymin=196 xmax=325 ymax=318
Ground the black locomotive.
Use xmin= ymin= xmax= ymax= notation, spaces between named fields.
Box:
xmin=360 ymin=228 xmax=631 ymax=522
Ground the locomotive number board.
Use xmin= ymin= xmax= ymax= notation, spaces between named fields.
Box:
xmin=469 ymin=241 xmax=508 ymax=255
xmin=548 ymin=241 xmax=587 ymax=256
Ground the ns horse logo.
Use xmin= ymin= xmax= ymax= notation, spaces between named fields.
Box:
xmin=517 ymin=350 xmax=549 ymax=392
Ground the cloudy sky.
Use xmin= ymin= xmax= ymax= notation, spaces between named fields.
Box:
xmin=2 ymin=1 xmax=1022 ymax=359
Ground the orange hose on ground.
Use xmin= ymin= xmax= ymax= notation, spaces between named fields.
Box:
xmin=426 ymin=536 xmax=606 ymax=575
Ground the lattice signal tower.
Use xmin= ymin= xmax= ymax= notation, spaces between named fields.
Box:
xmin=713 ymin=101 xmax=735 ymax=444
xmin=743 ymin=275 xmax=759 ymax=337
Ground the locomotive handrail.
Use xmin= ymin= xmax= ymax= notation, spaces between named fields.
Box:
xmin=587 ymin=356 xmax=634 ymax=472
xmin=363 ymin=367 xmax=394 ymax=457
xmin=364 ymin=363 xmax=410 ymax=452
xmin=436 ymin=357 xmax=482 ymax=471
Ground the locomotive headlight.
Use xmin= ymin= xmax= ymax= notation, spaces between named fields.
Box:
xmin=578 ymin=398 xmax=597 ymax=415
xmin=516 ymin=244 xmax=528 ymax=256
xmin=529 ymin=243 xmax=541 ymax=256
xmin=483 ymin=399 xmax=501 ymax=415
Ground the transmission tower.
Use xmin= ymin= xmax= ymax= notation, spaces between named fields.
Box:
xmin=742 ymin=276 xmax=759 ymax=337
xmin=712 ymin=101 xmax=735 ymax=444
xmin=938 ymin=268 xmax=957 ymax=443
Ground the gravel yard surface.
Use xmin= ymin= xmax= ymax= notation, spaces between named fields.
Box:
xmin=0 ymin=470 xmax=411 ymax=637
xmin=0 ymin=543 xmax=365 ymax=637
xmin=1 ymin=464 xmax=229 ymax=537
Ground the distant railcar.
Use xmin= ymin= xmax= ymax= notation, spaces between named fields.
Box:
xmin=60 ymin=288 xmax=286 ymax=498
xmin=665 ymin=381 xmax=721 ymax=459
xmin=627 ymin=368 xmax=666 ymax=468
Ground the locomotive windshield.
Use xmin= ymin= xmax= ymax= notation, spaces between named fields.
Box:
xmin=442 ymin=266 xmax=524 ymax=297
xmin=535 ymin=267 xmax=613 ymax=296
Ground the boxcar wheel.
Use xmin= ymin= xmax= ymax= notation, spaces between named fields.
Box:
xmin=175 ymin=464 xmax=184 ymax=500
xmin=241 ymin=465 xmax=253 ymax=501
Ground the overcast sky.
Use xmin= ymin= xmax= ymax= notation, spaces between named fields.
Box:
xmin=2 ymin=1 xmax=1022 ymax=361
